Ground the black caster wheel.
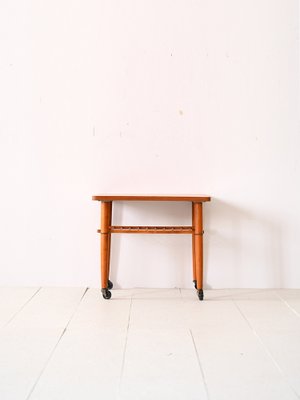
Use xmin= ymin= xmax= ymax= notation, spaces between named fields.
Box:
xmin=108 ymin=280 xmax=113 ymax=290
xmin=193 ymin=280 xmax=197 ymax=289
xmin=101 ymin=288 xmax=111 ymax=300
xmin=197 ymin=289 xmax=204 ymax=301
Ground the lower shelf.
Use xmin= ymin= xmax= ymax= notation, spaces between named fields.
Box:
xmin=97 ymin=226 xmax=193 ymax=234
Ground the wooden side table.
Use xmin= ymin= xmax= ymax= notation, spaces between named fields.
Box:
xmin=92 ymin=195 xmax=211 ymax=300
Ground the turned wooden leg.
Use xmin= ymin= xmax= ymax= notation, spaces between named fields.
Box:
xmin=193 ymin=202 xmax=204 ymax=300
xmin=101 ymin=201 xmax=111 ymax=297
xmin=107 ymin=201 xmax=112 ymax=276
xmin=106 ymin=201 xmax=113 ymax=290
xmin=192 ymin=203 xmax=197 ymax=288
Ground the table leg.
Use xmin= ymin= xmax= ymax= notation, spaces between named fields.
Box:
xmin=101 ymin=201 xmax=112 ymax=299
xmin=107 ymin=201 xmax=113 ymax=289
xmin=192 ymin=203 xmax=197 ymax=288
xmin=193 ymin=202 xmax=204 ymax=300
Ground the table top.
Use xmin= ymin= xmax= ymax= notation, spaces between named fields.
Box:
xmin=92 ymin=194 xmax=211 ymax=202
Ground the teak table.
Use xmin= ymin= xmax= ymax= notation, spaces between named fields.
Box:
xmin=92 ymin=195 xmax=211 ymax=300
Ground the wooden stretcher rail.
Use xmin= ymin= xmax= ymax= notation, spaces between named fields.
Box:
xmin=97 ymin=226 xmax=193 ymax=234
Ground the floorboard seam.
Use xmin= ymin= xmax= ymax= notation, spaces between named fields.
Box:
xmin=275 ymin=292 xmax=300 ymax=318
xmin=233 ymin=299 xmax=300 ymax=399
xmin=25 ymin=287 xmax=89 ymax=400
xmin=3 ymin=287 xmax=42 ymax=328
xmin=117 ymin=296 xmax=133 ymax=398
xmin=189 ymin=329 xmax=210 ymax=400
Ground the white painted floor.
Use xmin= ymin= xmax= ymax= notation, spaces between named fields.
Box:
xmin=0 ymin=288 xmax=300 ymax=400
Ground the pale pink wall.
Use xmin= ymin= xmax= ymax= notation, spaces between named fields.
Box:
xmin=0 ymin=0 xmax=299 ymax=288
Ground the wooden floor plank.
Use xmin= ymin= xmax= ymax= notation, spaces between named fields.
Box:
xmin=28 ymin=289 xmax=132 ymax=400
xmin=0 ymin=287 xmax=87 ymax=400
xmin=234 ymin=289 xmax=300 ymax=397
xmin=119 ymin=328 xmax=208 ymax=400
xmin=188 ymin=294 xmax=299 ymax=400
xmin=0 ymin=287 xmax=40 ymax=328
xmin=276 ymin=289 xmax=300 ymax=316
